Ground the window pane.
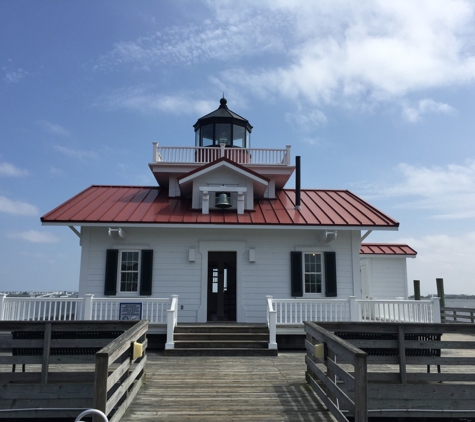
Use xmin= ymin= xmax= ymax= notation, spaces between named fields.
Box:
xmin=232 ymin=125 xmax=245 ymax=148
xmin=201 ymin=124 xmax=214 ymax=147
xmin=305 ymin=274 xmax=322 ymax=294
xmin=304 ymin=253 xmax=322 ymax=294
xmin=120 ymin=251 xmax=139 ymax=292
xmin=216 ymin=123 xmax=231 ymax=145
xmin=212 ymin=268 xmax=218 ymax=293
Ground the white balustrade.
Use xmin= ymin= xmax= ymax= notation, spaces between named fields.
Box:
xmin=273 ymin=298 xmax=351 ymax=324
xmin=0 ymin=295 xmax=170 ymax=323
xmin=357 ymin=297 xmax=440 ymax=323
xmin=0 ymin=296 xmax=83 ymax=321
xmin=270 ymin=297 xmax=439 ymax=324
xmin=152 ymin=144 xmax=291 ymax=166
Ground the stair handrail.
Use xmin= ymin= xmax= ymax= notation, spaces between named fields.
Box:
xmin=266 ymin=296 xmax=277 ymax=349
xmin=165 ymin=295 xmax=179 ymax=350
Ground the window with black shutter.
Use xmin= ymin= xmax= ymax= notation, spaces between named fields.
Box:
xmin=104 ymin=249 xmax=153 ymax=296
xmin=291 ymin=251 xmax=337 ymax=297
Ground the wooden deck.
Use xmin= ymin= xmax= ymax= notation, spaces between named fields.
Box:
xmin=120 ymin=351 xmax=337 ymax=422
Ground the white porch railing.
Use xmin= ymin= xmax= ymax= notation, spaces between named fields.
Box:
xmin=268 ymin=296 xmax=441 ymax=325
xmin=152 ymin=143 xmax=292 ymax=166
xmin=272 ymin=297 xmax=351 ymax=324
xmin=357 ymin=298 xmax=441 ymax=323
xmin=0 ymin=295 xmax=83 ymax=321
xmin=165 ymin=295 xmax=179 ymax=350
xmin=0 ymin=294 xmax=171 ymax=324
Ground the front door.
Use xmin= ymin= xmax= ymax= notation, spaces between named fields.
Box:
xmin=207 ymin=252 xmax=236 ymax=321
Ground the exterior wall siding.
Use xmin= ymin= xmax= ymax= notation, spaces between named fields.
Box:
xmin=78 ymin=226 xmax=359 ymax=323
xmin=361 ymin=257 xmax=408 ymax=299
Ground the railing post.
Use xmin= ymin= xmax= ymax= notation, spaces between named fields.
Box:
xmin=220 ymin=142 xmax=226 ymax=158
xmin=165 ymin=295 xmax=178 ymax=350
xmin=266 ymin=296 xmax=277 ymax=350
xmin=0 ymin=293 xmax=6 ymax=320
xmin=349 ymin=296 xmax=359 ymax=321
xmin=152 ymin=142 xmax=158 ymax=163
xmin=84 ymin=294 xmax=93 ymax=320
xmin=353 ymin=353 xmax=368 ymax=422
xmin=285 ymin=145 xmax=291 ymax=165
xmin=432 ymin=296 xmax=441 ymax=323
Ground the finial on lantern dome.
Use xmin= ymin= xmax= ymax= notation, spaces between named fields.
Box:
xmin=219 ymin=97 xmax=227 ymax=108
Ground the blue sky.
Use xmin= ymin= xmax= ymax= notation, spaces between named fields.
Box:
xmin=1 ymin=0 xmax=475 ymax=295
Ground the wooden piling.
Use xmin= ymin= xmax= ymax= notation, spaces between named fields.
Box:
xmin=413 ymin=280 xmax=420 ymax=300
xmin=436 ymin=277 xmax=445 ymax=315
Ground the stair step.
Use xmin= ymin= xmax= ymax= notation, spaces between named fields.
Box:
xmin=174 ymin=333 xmax=268 ymax=341
xmin=175 ymin=324 xmax=268 ymax=334
xmin=168 ymin=323 xmax=277 ymax=356
xmin=174 ymin=340 xmax=268 ymax=349
xmin=165 ymin=348 xmax=278 ymax=357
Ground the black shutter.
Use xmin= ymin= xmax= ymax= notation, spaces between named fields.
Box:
xmin=290 ymin=251 xmax=303 ymax=297
xmin=104 ymin=249 xmax=118 ymax=296
xmin=324 ymin=251 xmax=337 ymax=297
xmin=140 ymin=249 xmax=153 ymax=296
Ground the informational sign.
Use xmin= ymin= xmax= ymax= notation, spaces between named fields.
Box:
xmin=119 ymin=302 xmax=142 ymax=320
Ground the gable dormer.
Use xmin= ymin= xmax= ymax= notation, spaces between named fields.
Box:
xmin=178 ymin=158 xmax=269 ymax=214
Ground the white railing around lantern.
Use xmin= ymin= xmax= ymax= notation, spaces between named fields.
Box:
xmin=152 ymin=143 xmax=292 ymax=166
xmin=0 ymin=293 xmax=171 ymax=324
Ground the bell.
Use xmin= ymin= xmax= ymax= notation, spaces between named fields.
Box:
xmin=215 ymin=193 xmax=231 ymax=208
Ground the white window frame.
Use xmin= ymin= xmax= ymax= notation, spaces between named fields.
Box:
xmin=117 ymin=250 xmax=141 ymax=295
xmin=302 ymin=252 xmax=325 ymax=297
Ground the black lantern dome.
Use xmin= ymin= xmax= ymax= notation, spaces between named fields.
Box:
xmin=194 ymin=98 xmax=253 ymax=148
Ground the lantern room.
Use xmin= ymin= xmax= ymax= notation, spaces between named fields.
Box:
xmin=193 ymin=98 xmax=252 ymax=148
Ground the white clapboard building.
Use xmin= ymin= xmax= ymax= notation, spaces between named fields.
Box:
xmin=41 ymin=98 xmax=417 ymax=325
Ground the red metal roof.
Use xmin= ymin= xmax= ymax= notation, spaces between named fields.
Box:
xmin=41 ymin=185 xmax=399 ymax=228
xmin=360 ymin=243 xmax=416 ymax=256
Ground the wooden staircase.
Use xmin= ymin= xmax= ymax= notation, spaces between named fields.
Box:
xmin=164 ymin=323 xmax=278 ymax=356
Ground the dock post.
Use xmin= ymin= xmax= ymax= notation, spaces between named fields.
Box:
xmin=436 ymin=278 xmax=445 ymax=322
xmin=354 ymin=353 xmax=368 ymax=422
xmin=413 ymin=280 xmax=420 ymax=300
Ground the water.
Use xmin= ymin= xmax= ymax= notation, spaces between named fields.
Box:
xmin=444 ymin=298 xmax=475 ymax=308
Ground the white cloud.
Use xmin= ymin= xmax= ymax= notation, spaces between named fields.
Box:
xmin=37 ymin=120 xmax=71 ymax=137
xmin=95 ymin=87 xmax=216 ymax=116
xmin=54 ymin=145 xmax=98 ymax=160
xmin=215 ymin=0 xmax=475 ymax=111
xmin=7 ymin=230 xmax=60 ymax=243
xmin=399 ymin=232 xmax=475 ymax=295
xmin=0 ymin=161 xmax=28 ymax=177
xmin=285 ymin=108 xmax=327 ymax=130
xmin=363 ymin=160 xmax=475 ymax=219
xmin=93 ymin=12 xmax=291 ymax=70
xmin=402 ymin=99 xmax=454 ymax=122
xmin=0 ymin=196 xmax=38 ymax=216
xmin=2 ymin=61 xmax=29 ymax=84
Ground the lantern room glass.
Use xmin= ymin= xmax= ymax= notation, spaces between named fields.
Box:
xmin=195 ymin=123 xmax=250 ymax=148
xmin=201 ymin=124 xmax=214 ymax=147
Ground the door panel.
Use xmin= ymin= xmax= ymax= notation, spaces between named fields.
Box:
xmin=207 ymin=252 xmax=236 ymax=321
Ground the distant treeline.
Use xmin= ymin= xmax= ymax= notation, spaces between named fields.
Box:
xmin=409 ymin=294 xmax=475 ymax=299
